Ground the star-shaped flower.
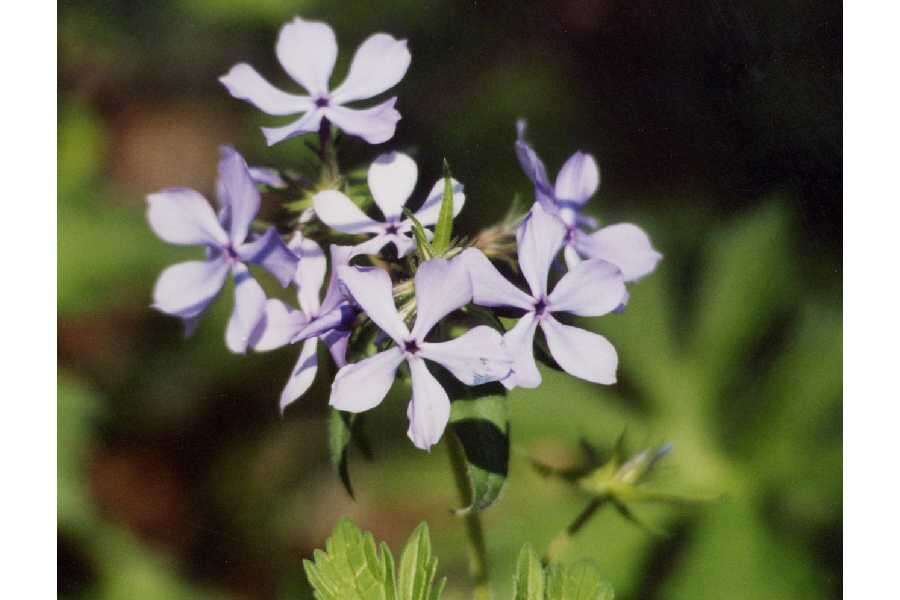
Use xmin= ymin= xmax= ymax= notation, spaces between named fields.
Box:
xmin=147 ymin=146 xmax=298 ymax=352
xmin=253 ymin=235 xmax=358 ymax=412
xmin=515 ymin=120 xmax=662 ymax=280
xmin=220 ymin=16 xmax=411 ymax=146
xmin=462 ymin=203 xmax=627 ymax=389
xmin=330 ymin=258 xmax=512 ymax=450
xmin=314 ymin=151 xmax=464 ymax=258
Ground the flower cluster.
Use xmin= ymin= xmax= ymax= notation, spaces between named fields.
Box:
xmin=147 ymin=16 xmax=661 ymax=451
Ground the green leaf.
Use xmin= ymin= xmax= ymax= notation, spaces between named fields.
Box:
xmin=431 ymin=159 xmax=455 ymax=254
xmin=545 ymin=561 xmax=614 ymax=600
xmin=447 ymin=381 xmax=510 ymax=513
xmin=397 ymin=523 xmax=446 ymax=600
xmin=403 ymin=208 xmax=434 ymax=260
xmin=303 ymin=518 xmax=398 ymax=600
xmin=513 ymin=545 xmax=545 ymax=600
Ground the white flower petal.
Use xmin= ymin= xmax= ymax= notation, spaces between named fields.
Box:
xmin=337 ymin=265 xmax=409 ymax=343
xmin=501 ymin=312 xmax=541 ymax=389
xmin=147 ymin=188 xmax=228 ymax=247
xmin=331 ymin=33 xmax=411 ymax=104
xmin=219 ymin=63 xmax=312 ymax=116
xmin=411 ymin=258 xmax=472 ymax=340
xmin=554 ymin=151 xmax=599 ymax=205
xmin=280 ymin=338 xmax=319 ymax=413
xmin=548 ymin=259 xmax=626 ymax=317
xmin=261 ymin=109 xmax=323 ymax=146
xmin=288 ymin=233 xmax=327 ymax=316
xmin=517 ymin=203 xmax=566 ymax=299
xmin=582 ymin=223 xmax=662 ymax=282
xmin=420 ymin=326 xmax=512 ymax=386
xmin=253 ymin=299 xmax=308 ymax=352
xmin=313 ymin=189 xmax=381 ymax=235
xmin=459 ymin=248 xmax=534 ymax=311
xmin=323 ymin=97 xmax=400 ymax=144
xmin=330 ymin=347 xmax=405 ymax=412
xmin=152 ymin=258 xmax=229 ymax=319
xmin=368 ymin=152 xmax=418 ymax=220
xmin=225 ymin=265 xmax=268 ymax=354
xmin=540 ymin=315 xmax=617 ymax=385
xmin=406 ymin=357 xmax=451 ymax=451
xmin=275 ymin=16 xmax=337 ymax=96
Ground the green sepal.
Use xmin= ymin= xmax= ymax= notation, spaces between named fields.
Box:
xmin=431 ymin=159 xmax=455 ymax=255
xmin=328 ymin=409 xmax=372 ymax=498
xmin=403 ymin=208 xmax=434 ymax=261
xmin=513 ymin=544 xmax=545 ymax=600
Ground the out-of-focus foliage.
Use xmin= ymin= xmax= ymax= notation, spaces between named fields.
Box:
xmin=59 ymin=1 xmax=840 ymax=599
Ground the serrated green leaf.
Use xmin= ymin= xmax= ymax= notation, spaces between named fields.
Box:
xmin=398 ymin=522 xmax=443 ymax=600
xmin=303 ymin=518 xmax=398 ymax=600
xmin=431 ymin=159 xmax=455 ymax=254
xmin=404 ymin=208 xmax=434 ymax=260
xmin=545 ymin=561 xmax=614 ymax=600
xmin=447 ymin=381 xmax=510 ymax=513
xmin=512 ymin=545 xmax=545 ymax=600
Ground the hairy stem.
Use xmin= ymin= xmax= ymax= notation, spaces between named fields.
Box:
xmin=447 ymin=431 xmax=492 ymax=599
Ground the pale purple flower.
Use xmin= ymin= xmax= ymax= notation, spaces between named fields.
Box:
xmin=461 ymin=203 xmax=627 ymax=389
xmin=147 ymin=146 xmax=298 ymax=352
xmin=516 ymin=120 xmax=662 ymax=280
xmin=220 ymin=16 xmax=410 ymax=146
xmin=313 ymin=151 xmax=464 ymax=258
xmin=253 ymin=235 xmax=358 ymax=412
xmin=330 ymin=258 xmax=512 ymax=450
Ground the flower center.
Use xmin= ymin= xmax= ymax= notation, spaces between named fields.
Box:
xmin=404 ymin=339 xmax=420 ymax=354
xmin=224 ymin=244 xmax=239 ymax=261
xmin=533 ymin=298 xmax=548 ymax=317
xmin=314 ymin=96 xmax=330 ymax=108
xmin=385 ymin=223 xmax=399 ymax=235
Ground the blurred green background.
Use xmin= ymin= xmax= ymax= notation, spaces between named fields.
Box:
xmin=58 ymin=1 xmax=841 ymax=598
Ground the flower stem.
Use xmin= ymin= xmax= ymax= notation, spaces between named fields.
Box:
xmin=447 ymin=431 xmax=492 ymax=599
xmin=544 ymin=498 xmax=605 ymax=564
xmin=318 ymin=118 xmax=338 ymax=184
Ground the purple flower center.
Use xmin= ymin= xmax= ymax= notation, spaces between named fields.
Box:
xmin=564 ymin=225 xmax=576 ymax=243
xmin=404 ymin=339 xmax=420 ymax=354
xmin=385 ymin=223 xmax=399 ymax=235
xmin=533 ymin=298 xmax=548 ymax=316
xmin=224 ymin=245 xmax=239 ymax=261
xmin=314 ymin=96 xmax=330 ymax=108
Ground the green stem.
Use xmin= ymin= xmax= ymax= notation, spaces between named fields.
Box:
xmin=544 ymin=498 xmax=605 ymax=565
xmin=447 ymin=431 xmax=492 ymax=599
xmin=318 ymin=118 xmax=338 ymax=183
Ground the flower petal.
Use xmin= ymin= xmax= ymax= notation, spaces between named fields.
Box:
xmin=313 ymin=189 xmax=381 ymax=234
xmin=582 ymin=223 xmax=662 ymax=282
xmin=237 ymin=227 xmax=298 ymax=287
xmin=280 ymin=337 xmax=319 ymax=413
xmin=253 ymin=299 xmax=308 ymax=352
xmin=330 ymin=347 xmax=405 ymax=412
xmin=501 ymin=312 xmax=541 ymax=389
xmin=262 ymin=109 xmax=323 ymax=146
xmin=248 ymin=166 xmax=288 ymax=189
xmin=147 ymin=188 xmax=228 ymax=247
xmin=420 ymin=326 xmax=512 ymax=386
xmin=406 ymin=357 xmax=451 ymax=451
xmin=275 ymin=16 xmax=337 ymax=96
xmin=152 ymin=258 xmax=229 ymax=319
xmin=515 ymin=120 xmax=556 ymax=212
xmin=554 ymin=151 xmax=599 ymax=206
xmin=548 ymin=259 xmax=626 ymax=317
xmin=368 ymin=152 xmax=418 ymax=220
xmin=286 ymin=233 xmax=327 ymax=316
xmin=540 ymin=315 xmax=617 ymax=384
xmin=410 ymin=258 xmax=472 ymax=340
xmin=294 ymin=303 xmax=357 ymax=343
xmin=322 ymin=327 xmax=351 ymax=368
xmin=219 ymin=63 xmax=312 ymax=116
xmin=225 ymin=265 xmax=267 ymax=354
xmin=517 ymin=203 xmax=566 ymax=298
xmin=459 ymin=248 xmax=534 ymax=311
xmin=323 ymin=97 xmax=400 ymax=144
xmin=320 ymin=245 xmax=356 ymax=314
xmin=563 ymin=242 xmax=582 ymax=271
xmin=411 ymin=177 xmax=465 ymax=226
xmin=331 ymin=33 xmax=411 ymax=104
xmin=337 ymin=266 xmax=409 ymax=343
xmin=217 ymin=147 xmax=260 ymax=243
